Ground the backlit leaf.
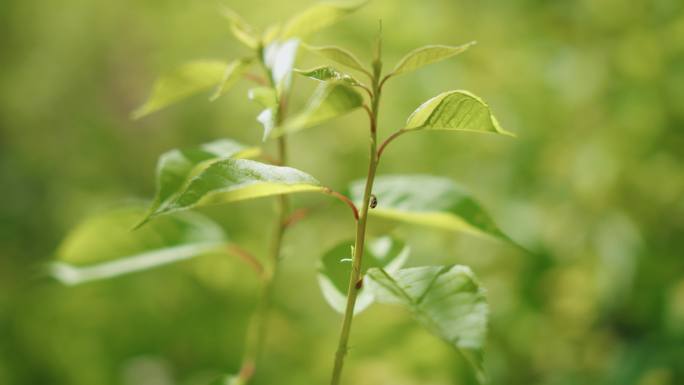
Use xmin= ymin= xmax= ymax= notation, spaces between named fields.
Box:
xmin=51 ymin=204 xmax=228 ymax=285
xmin=132 ymin=60 xmax=228 ymax=119
xmin=274 ymin=82 xmax=363 ymax=137
xmin=280 ymin=0 xmax=367 ymax=39
xmin=349 ymin=175 xmax=510 ymax=243
xmin=141 ymin=139 xmax=260 ymax=228
xmin=366 ymin=265 xmax=488 ymax=382
xmin=304 ymin=44 xmax=368 ymax=74
xmin=318 ymin=236 xmax=410 ymax=314
xmin=262 ymin=39 xmax=300 ymax=94
xmin=220 ymin=6 xmax=259 ymax=49
xmin=405 ymin=90 xmax=514 ymax=136
xmin=389 ymin=42 xmax=476 ymax=77
xmin=142 ymin=158 xmax=324 ymax=221
xmin=210 ymin=58 xmax=255 ymax=101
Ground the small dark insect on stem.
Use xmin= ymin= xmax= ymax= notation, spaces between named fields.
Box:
xmin=369 ymin=194 xmax=377 ymax=209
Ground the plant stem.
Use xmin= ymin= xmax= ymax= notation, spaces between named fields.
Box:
xmin=329 ymin=59 xmax=383 ymax=385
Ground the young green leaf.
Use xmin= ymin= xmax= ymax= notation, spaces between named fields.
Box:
xmin=210 ymin=58 xmax=255 ymax=101
xmin=132 ymin=60 xmax=229 ymax=119
xmin=142 ymin=158 xmax=324 ymax=221
xmin=349 ymin=175 xmax=510 ymax=243
xmin=50 ymin=204 xmax=228 ymax=285
xmin=280 ymin=0 xmax=367 ymax=39
xmin=295 ymin=66 xmax=360 ymax=86
xmin=220 ymin=6 xmax=259 ymax=49
xmin=318 ymin=236 xmax=410 ymax=314
xmin=366 ymin=265 xmax=488 ymax=382
xmin=388 ymin=42 xmax=476 ymax=78
xmin=248 ymin=87 xmax=278 ymax=109
xmin=303 ymin=44 xmax=369 ymax=74
xmin=142 ymin=139 xmax=260 ymax=228
xmin=405 ymin=90 xmax=514 ymax=136
xmin=274 ymin=82 xmax=363 ymax=137
xmin=256 ymin=107 xmax=277 ymax=141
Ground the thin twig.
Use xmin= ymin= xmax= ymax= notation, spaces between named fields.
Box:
xmin=377 ymin=129 xmax=408 ymax=159
xmin=244 ymin=73 xmax=268 ymax=85
xmin=323 ymin=188 xmax=359 ymax=221
xmin=226 ymin=244 xmax=265 ymax=279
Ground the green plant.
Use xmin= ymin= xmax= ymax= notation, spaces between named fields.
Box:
xmin=49 ymin=2 xmax=516 ymax=384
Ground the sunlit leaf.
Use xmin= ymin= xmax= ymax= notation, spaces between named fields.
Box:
xmin=318 ymin=236 xmax=410 ymax=314
xmin=141 ymin=139 xmax=260 ymax=228
xmin=210 ymin=58 xmax=255 ymax=101
xmin=132 ymin=60 xmax=228 ymax=119
xmin=405 ymin=90 xmax=514 ymax=136
xmin=304 ymin=44 xmax=368 ymax=74
xmin=142 ymin=158 xmax=324 ymax=221
xmin=262 ymin=39 xmax=300 ymax=94
xmin=248 ymin=87 xmax=278 ymax=109
xmin=274 ymin=82 xmax=363 ymax=137
xmin=349 ymin=175 xmax=510 ymax=242
xmin=220 ymin=6 xmax=259 ymax=49
xmin=366 ymin=265 xmax=488 ymax=382
xmin=50 ymin=204 xmax=228 ymax=285
xmin=389 ymin=42 xmax=476 ymax=77
xmin=295 ymin=66 xmax=360 ymax=86
xmin=256 ymin=107 xmax=277 ymax=141
xmin=280 ymin=0 xmax=367 ymax=39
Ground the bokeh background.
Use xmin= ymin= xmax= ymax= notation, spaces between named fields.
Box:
xmin=2 ymin=0 xmax=684 ymax=384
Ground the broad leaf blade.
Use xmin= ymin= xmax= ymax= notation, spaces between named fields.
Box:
xmin=405 ymin=90 xmax=514 ymax=136
xmin=274 ymin=82 xmax=363 ymax=137
xmin=51 ymin=204 xmax=228 ymax=285
xmin=280 ymin=0 xmax=367 ymax=39
xmin=220 ymin=6 xmax=259 ymax=49
xmin=390 ymin=42 xmax=476 ymax=77
xmin=350 ymin=175 xmax=510 ymax=243
xmin=366 ymin=265 xmax=488 ymax=382
xmin=210 ymin=58 xmax=255 ymax=101
xmin=144 ymin=158 xmax=324 ymax=220
xmin=144 ymin=139 xmax=260 ymax=227
xmin=132 ymin=60 xmax=228 ymax=119
xmin=295 ymin=66 xmax=359 ymax=86
xmin=318 ymin=236 xmax=410 ymax=314
xmin=304 ymin=44 xmax=368 ymax=73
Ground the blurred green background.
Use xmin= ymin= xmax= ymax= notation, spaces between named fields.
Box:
xmin=2 ymin=0 xmax=684 ymax=384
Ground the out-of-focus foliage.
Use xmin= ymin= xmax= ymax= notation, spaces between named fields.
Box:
xmin=1 ymin=0 xmax=683 ymax=384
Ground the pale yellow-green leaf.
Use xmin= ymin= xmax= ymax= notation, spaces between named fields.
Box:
xmin=210 ymin=58 xmax=255 ymax=101
xmin=390 ymin=42 xmax=476 ymax=77
xmin=132 ymin=60 xmax=228 ymax=119
xmin=220 ymin=6 xmax=259 ymax=49
xmin=280 ymin=0 xmax=367 ymax=39
xmin=304 ymin=44 xmax=369 ymax=74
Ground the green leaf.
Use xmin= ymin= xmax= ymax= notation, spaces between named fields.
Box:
xmin=349 ymin=175 xmax=510 ymax=243
xmin=274 ymin=82 xmax=363 ymax=137
xmin=248 ymin=87 xmax=278 ymax=109
xmin=318 ymin=236 xmax=410 ymax=314
xmin=262 ymin=39 xmax=300 ymax=94
xmin=220 ymin=6 xmax=259 ymax=49
xmin=366 ymin=265 xmax=488 ymax=382
xmin=142 ymin=158 xmax=324 ymax=221
xmin=389 ymin=42 xmax=476 ymax=77
xmin=50 ymin=204 xmax=228 ymax=285
xmin=132 ymin=60 xmax=228 ymax=119
xmin=405 ymin=90 xmax=514 ymax=136
xmin=142 ymin=139 xmax=260 ymax=229
xmin=280 ymin=0 xmax=367 ymax=39
xmin=295 ymin=66 xmax=360 ymax=86
xmin=304 ymin=44 xmax=369 ymax=74
xmin=210 ymin=58 xmax=255 ymax=101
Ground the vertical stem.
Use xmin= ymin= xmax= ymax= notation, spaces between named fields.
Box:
xmin=330 ymin=56 xmax=383 ymax=385
xmin=236 ymin=52 xmax=290 ymax=383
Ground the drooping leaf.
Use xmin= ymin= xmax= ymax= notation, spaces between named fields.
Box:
xmin=210 ymin=58 xmax=255 ymax=101
xmin=366 ymin=265 xmax=488 ymax=382
xmin=220 ymin=6 xmax=259 ymax=49
xmin=304 ymin=44 xmax=368 ymax=74
xmin=389 ymin=42 xmax=476 ymax=77
xmin=295 ymin=66 xmax=360 ymax=86
xmin=274 ymin=82 xmax=363 ymax=137
xmin=50 ymin=204 xmax=228 ymax=285
xmin=349 ymin=175 xmax=510 ymax=243
xmin=142 ymin=158 xmax=324 ymax=221
xmin=262 ymin=39 xmax=300 ymax=94
xmin=318 ymin=236 xmax=410 ymax=314
xmin=132 ymin=60 xmax=228 ymax=119
xmin=280 ymin=0 xmax=367 ymax=39
xmin=405 ymin=90 xmax=514 ymax=136
xmin=142 ymin=139 xmax=260 ymax=228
